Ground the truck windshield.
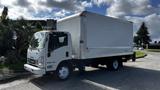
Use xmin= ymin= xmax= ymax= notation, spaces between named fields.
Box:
xmin=30 ymin=32 xmax=46 ymax=49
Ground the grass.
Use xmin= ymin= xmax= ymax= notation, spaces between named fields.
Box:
xmin=0 ymin=64 xmax=6 ymax=69
xmin=7 ymin=61 xmax=26 ymax=72
xmin=146 ymin=49 xmax=160 ymax=52
xmin=135 ymin=50 xmax=146 ymax=58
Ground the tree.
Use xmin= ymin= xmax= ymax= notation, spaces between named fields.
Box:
xmin=134 ymin=22 xmax=151 ymax=48
xmin=0 ymin=7 xmax=14 ymax=56
xmin=0 ymin=7 xmax=43 ymax=70
xmin=11 ymin=17 xmax=42 ymax=58
xmin=154 ymin=41 xmax=157 ymax=44
xmin=133 ymin=36 xmax=139 ymax=46
xmin=35 ymin=22 xmax=43 ymax=30
xmin=1 ymin=6 xmax=8 ymax=24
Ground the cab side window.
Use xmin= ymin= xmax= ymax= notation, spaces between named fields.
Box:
xmin=58 ymin=35 xmax=68 ymax=47
xmin=48 ymin=33 xmax=68 ymax=52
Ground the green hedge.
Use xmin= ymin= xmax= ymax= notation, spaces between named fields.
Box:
xmin=135 ymin=51 xmax=146 ymax=58
xmin=0 ymin=58 xmax=26 ymax=72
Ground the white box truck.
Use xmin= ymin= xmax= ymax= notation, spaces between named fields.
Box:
xmin=24 ymin=11 xmax=135 ymax=80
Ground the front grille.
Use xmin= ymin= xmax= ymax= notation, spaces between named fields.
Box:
xmin=28 ymin=58 xmax=36 ymax=65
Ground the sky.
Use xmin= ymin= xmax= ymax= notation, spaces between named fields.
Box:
xmin=0 ymin=0 xmax=160 ymax=41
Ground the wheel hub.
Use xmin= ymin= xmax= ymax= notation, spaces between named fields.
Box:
xmin=113 ymin=60 xmax=119 ymax=69
xmin=59 ymin=67 xmax=69 ymax=79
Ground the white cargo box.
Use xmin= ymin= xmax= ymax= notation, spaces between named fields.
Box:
xmin=57 ymin=11 xmax=133 ymax=59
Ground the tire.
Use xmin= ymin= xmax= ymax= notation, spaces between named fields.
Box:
xmin=119 ymin=61 xmax=123 ymax=67
xmin=56 ymin=63 xmax=72 ymax=80
xmin=77 ymin=62 xmax=85 ymax=73
xmin=78 ymin=65 xmax=85 ymax=74
xmin=107 ymin=60 xmax=120 ymax=70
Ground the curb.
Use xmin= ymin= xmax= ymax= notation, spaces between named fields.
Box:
xmin=136 ymin=54 xmax=147 ymax=59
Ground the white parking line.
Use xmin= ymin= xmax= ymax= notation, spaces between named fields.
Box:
xmin=83 ymin=79 xmax=119 ymax=90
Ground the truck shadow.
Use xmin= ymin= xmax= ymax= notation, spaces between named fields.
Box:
xmin=30 ymin=66 xmax=160 ymax=90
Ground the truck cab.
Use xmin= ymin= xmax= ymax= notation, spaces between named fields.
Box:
xmin=24 ymin=31 xmax=73 ymax=80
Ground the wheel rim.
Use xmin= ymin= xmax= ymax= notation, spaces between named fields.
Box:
xmin=58 ymin=66 xmax=69 ymax=79
xmin=113 ymin=60 xmax=119 ymax=69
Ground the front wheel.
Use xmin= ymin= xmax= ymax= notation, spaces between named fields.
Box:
xmin=107 ymin=60 xmax=121 ymax=70
xmin=56 ymin=63 xmax=72 ymax=80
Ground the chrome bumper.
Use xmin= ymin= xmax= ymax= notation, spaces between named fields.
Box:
xmin=24 ymin=64 xmax=45 ymax=75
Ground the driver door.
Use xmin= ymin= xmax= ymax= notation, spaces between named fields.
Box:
xmin=46 ymin=32 xmax=70 ymax=71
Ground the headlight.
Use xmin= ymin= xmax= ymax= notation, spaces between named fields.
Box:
xmin=38 ymin=56 xmax=44 ymax=67
xmin=38 ymin=62 xmax=42 ymax=66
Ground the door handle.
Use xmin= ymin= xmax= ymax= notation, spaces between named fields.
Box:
xmin=48 ymin=52 xmax=51 ymax=57
xmin=66 ymin=52 xmax=69 ymax=57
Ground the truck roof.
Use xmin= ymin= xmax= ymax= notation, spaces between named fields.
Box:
xmin=58 ymin=11 xmax=133 ymax=24
xmin=58 ymin=12 xmax=82 ymax=22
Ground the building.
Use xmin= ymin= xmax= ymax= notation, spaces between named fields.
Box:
xmin=26 ymin=19 xmax=56 ymax=30
xmin=12 ymin=19 xmax=57 ymax=30
xmin=148 ymin=43 xmax=160 ymax=49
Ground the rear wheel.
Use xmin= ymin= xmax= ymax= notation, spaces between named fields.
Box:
xmin=107 ymin=60 xmax=120 ymax=70
xmin=56 ymin=63 xmax=72 ymax=80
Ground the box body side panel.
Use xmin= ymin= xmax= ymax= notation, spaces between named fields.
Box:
xmin=81 ymin=12 xmax=133 ymax=59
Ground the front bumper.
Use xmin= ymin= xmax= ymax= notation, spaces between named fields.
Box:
xmin=24 ymin=64 xmax=45 ymax=75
